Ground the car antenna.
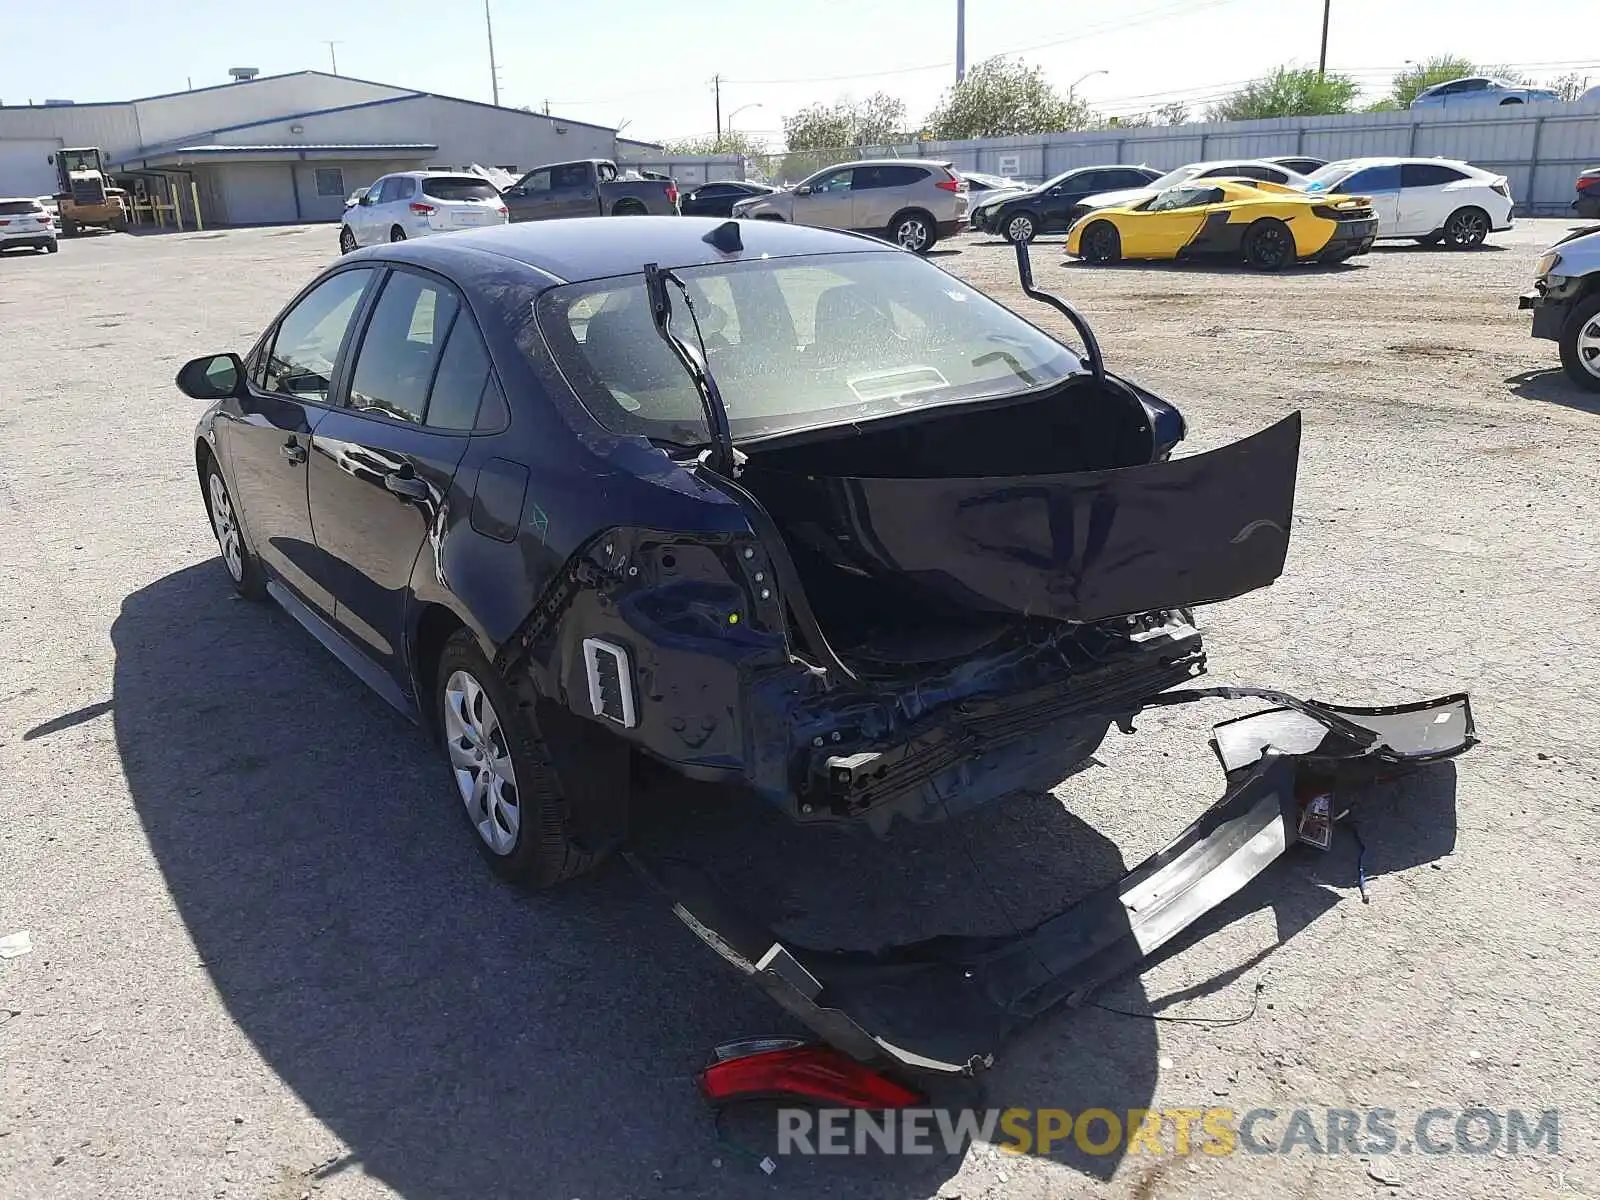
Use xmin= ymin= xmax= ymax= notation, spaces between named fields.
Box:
xmin=643 ymin=262 xmax=737 ymax=477
xmin=702 ymin=220 xmax=742 ymax=253
xmin=1013 ymin=240 xmax=1106 ymax=385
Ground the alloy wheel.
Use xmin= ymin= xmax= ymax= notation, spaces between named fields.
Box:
xmin=208 ymin=473 xmax=243 ymax=582
xmin=1006 ymin=215 xmax=1035 ymax=243
xmin=1247 ymin=224 xmax=1291 ymax=269
xmin=1446 ymin=210 xmax=1488 ymax=248
xmin=896 ymin=217 xmax=930 ymax=251
xmin=339 ymin=227 xmax=356 ymax=254
xmin=1577 ymin=315 xmax=1600 ymax=380
xmin=443 ymin=669 xmax=521 ymax=855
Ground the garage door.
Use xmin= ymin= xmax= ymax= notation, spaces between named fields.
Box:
xmin=0 ymin=139 xmax=63 ymax=198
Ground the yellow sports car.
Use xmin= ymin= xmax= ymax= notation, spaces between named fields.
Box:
xmin=1064 ymin=179 xmax=1378 ymax=270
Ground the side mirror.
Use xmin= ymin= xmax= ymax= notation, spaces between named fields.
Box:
xmin=358 ymin=194 xmax=374 ymax=206
xmin=795 ymin=185 xmax=813 ymax=195
xmin=504 ymin=186 xmax=525 ymax=198
xmin=176 ymin=353 xmax=246 ymax=400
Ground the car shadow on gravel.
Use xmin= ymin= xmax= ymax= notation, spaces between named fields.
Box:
xmin=1506 ymin=367 xmax=1600 ymax=415
xmin=109 ymin=562 xmax=1459 ymax=1196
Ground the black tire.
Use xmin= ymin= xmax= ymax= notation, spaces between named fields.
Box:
xmin=1442 ymin=206 xmax=1489 ymax=249
xmin=44 ymin=241 xmax=59 ymax=254
xmin=1558 ymin=292 xmax=1600 ymax=394
xmin=434 ymin=630 xmax=601 ymax=888
xmin=60 ymin=218 xmax=78 ymax=237
xmin=339 ymin=226 xmax=357 ymax=254
xmin=1079 ymin=220 xmax=1121 ymax=264
xmin=612 ymin=199 xmax=647 ymax=215
xmin=1242 ymin=218 xmax=1295 ymax=271
xmin=389 ymin=225 xmax=407 ymax=242
xmin=1003 ymin=211 xmax=1039 ymax=244
xmin=201 ymin=455 xmax=266 ymax=601
xmin=889 ymin=210 xmax=937 ymax=254
xmin=1413 ymin=233 xmax=1443 ymax=246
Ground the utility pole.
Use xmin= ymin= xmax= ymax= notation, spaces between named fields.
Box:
xmin=713 ymin=75 xmax=723 ymax=141
xmin=485 ymin=0 xmax=500 ymax=106
xmin=322 ymin=41 xmax=342 ymax=76
xmin=1318 ymin=0 xmax=1330 ymax=76
xmin=956 ymin=0 xmax=966 ymax=83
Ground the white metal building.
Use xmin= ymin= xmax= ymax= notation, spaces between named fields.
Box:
xmin=0 ymin=71 xmax=655 ymax=225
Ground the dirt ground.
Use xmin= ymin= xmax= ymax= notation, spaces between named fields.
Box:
xmin=2 ymin=218 xmax=1599 ymax=1200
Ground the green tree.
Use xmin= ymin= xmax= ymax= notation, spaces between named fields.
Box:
xmin=1206 ymin=66 xmax=1359 ymax=121
xmin=925 ymin=56 xmax=1093 ymax=140
xmin=1546 ymin=72 xmax=1586 ymax=102
xmin=1384 ymin=55 xmax=1478 ymax=108
xmin=662 ymin=131 xmax=768 ymax=157
xmin=781 ymin=92 xmax=909 ymax=151
xmin=1154 ymin=100 xmax=1191 ymax=126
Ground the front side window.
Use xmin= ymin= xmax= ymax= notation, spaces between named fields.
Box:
xmin=263 ymin=269 xmax=374 ymax=401
xmin=807 ymin=169 xmax=854 ymax=194
xmin=314 ymin=168 xmax=345 ymax=198
xmin=1148 ymin=185 xmax=1218 ymax=212
xmin=519 ymin=169 xmax=552 ymax=194
xmin=1339 ymin=165 xmax=1402 ymax=192
xmin=345 ymin=271 xmax=459 ymax=423
xmin=538 ymin=251 xmax=1084 ymax=445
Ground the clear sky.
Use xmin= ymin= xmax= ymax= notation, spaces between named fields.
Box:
xmin=1 ymin=0 xmax=1592 ymax=145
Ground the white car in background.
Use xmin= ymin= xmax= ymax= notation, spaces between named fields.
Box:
xmin=0 ymin=196 xmax=58 ymax=254
xmin=1304 ymin=157 xmax=1513 ymax=247
xmin=1072 ymin=159 xmax=1313 ymax=219
xmin=340 ymin=171 xmax=508 ymax=253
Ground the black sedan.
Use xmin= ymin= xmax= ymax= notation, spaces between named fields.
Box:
xmin=677 ymin=179 xmax=778 ymax=217
xmin=970 ymin=164 xmax=1162 ymax=242
xmin=178 ymin=216 xmax=1471 ymax=1075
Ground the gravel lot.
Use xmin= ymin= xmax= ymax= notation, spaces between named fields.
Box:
xmin=3 ymin=219 xmax=1599 ymax=1200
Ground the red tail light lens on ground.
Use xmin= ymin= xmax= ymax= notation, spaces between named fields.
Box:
xmin=699 ymin=1041 xmax=924 ymax=1109
xmin=409 ymin=202 xmax=435 ymax=214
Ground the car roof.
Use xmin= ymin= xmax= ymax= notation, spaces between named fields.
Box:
xmin=1322 ymin=156 xmax=1478 ymax=169
xmin=365 ymin=215 xmax=890 ymax=284
xmin=821 ymin=159 xmax=949 ymax=171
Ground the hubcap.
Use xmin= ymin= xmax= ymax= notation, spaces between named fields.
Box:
xmin=208 ymin=473 xmax=243 ymax=582
xmin=443 ymin=670 xmax=520 ymax=855
xmin=1577 ymin=317 xmax=1600 ymax=379
xmin=897 ymin=219 xmax=928 ymax=250
xmin=1008 ymin=215 xmax=1032 ymax=242
xmin=341 ymin=229 xmax=354 ymax=252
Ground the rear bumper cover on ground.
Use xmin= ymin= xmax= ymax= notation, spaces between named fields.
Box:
xmin=630 ymin=688 xmax=1474 ymax=1076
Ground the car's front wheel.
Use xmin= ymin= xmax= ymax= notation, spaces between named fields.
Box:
xmin=435 ymin=631 xmax=601 ymax=888
xmin=1004 ymin=212 xmax=1038 ymax=244
xmin=202 ymin=457 xmax=265 ymax=600
xmin=389 ymin=225 xmax=407 ymax=242
xmin=1559 ymin=292 xmax=1600 ymax=393
xmin=1079 ymin=220 xmax=1121 ymax=264
xmin=339 ymin=226 xmax=357 ymax=254
xmin=1442 ymin=207 xmax=1489 ymax=249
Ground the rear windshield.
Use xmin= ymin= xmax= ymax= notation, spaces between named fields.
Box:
xmin=537 ymin=251 xmax=1083 ymax=445
xmin=0 ymin=200 xmax=41 ymax=215
xmin=422 ymin=177 xmax=501 ymax=202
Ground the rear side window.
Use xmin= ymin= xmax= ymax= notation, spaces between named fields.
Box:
xmin=393 ymin=177 xmax=417 ymax=200
xmin=425 ymin=318 xmax=493 ymax=431
xmin=346 ymin=271 xmax=459 ymax=423
xmin=0 ymin=200 xmax=41 ymax=215
xmin=1401 ymin=163 xmax=1467 ymax=187
xmin=423 ymin=177 xmax=501 ymax=202
xmin=854 ymin=165 xmax=927 ymax=189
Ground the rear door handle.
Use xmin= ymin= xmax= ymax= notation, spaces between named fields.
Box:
xmin=384 ymin=471 xmax=429 ymax=500
xmin=281 ymin=437 xmax=307 ymax=464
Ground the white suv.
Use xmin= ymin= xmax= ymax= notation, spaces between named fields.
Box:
xmin=340 ymin=172 xmax=508 ymax=253
xmin=1304 ymin=158 xmax=1513 ymax=247
xmin=0 ymin=197 xmax=58 ymax=254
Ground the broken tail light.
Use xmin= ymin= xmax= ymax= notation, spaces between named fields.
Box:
xmin=699 ymin=1040 xmax=923 ymax=1109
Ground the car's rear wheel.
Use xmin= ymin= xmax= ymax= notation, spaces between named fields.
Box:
xmin=1079 ymin=220 xmax=1121 ymax=264
xmin=435 ymin=631 xmax=601 ymax=888
xmin=202 ymin=457 xmax=265 ymax=600
xmin=612 ymin=199 xmax=648 ymax=215
xmin=1442 ymin=206 xmax=1489 ymax=249
xmin=44 ymin=240 xmax=58 ymax=254
xmin=389 ymin=225 xmax=407 ymax=242
xmin=1004 ymin=212 xmax=1038 ymax=244
xmin=890 ymin=210 xmax=937 ymax=254
xmin=1243 ymin=218 xmax=1294 ymax=270
xmin=339 ymin=226 xmax=357 ymax=254
xmin=1559 ymin=292 xmax=1600 ymax=393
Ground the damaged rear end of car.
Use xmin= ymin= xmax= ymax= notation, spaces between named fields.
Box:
xmin=498 ymin=224 xmax=1474 ymax=1072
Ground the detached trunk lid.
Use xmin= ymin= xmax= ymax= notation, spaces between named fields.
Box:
xmin=744 ymin=413 xmax=1300 ymax=623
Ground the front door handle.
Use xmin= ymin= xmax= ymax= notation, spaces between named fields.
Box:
xmin=281 ymin=437 xmax=307 ymax=465
xmin=384 ymin=471 xmax=429 ymax=500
